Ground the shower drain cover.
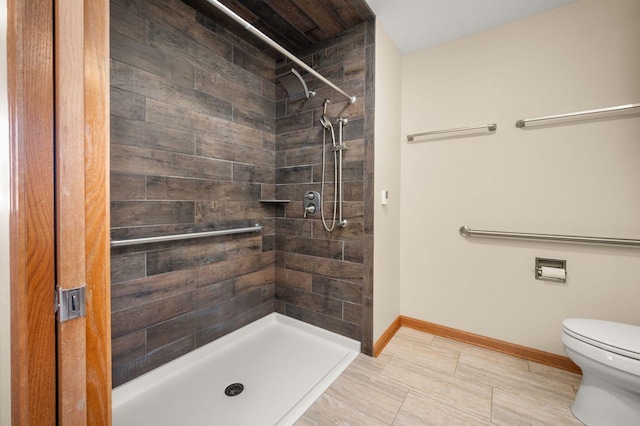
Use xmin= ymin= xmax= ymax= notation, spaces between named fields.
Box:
xmin=224 ymin=383 xmax=244 ymax=397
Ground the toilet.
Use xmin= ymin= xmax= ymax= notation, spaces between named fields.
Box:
xmin=561 ymin=319 xmax=640 ymax=426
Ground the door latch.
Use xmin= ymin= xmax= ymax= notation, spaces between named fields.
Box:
xmin=56 ymin=284 xmax=86 ymax=323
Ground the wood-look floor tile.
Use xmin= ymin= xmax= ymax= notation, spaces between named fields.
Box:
xmin=383 ymin=334 xmax=460 ymax=375
xmin=393 ymin=391 xmax=490 ymax=426
xmin=491 ymin=388 xmax=582 ymax=425
xmin=326 ymin=364 xmax=407 ymax=424
xmin=454 ymin=356 xmax=576 ymax=408
xmin=395 ymin=326 xmax=436 ymax=342
xmin=380 ymin=355 xmax=493 ymax=420
xmin=527 ymin=361 xmax=582 ymax=388
xmin=295 ymin=393 xmax=388 ymax=426
xmin=432 ymin=336 xmax=530 ymax=372
xmin=349 ymin=352 xmax=393 ymax=375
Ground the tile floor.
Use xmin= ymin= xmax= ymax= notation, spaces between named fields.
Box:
xmin=296 ymin=327 xmax=584 ymax=425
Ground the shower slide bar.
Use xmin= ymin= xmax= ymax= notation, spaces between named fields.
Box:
xmin=407 ymin=124 xmax=497 ymax=142
xmin=459 ymin=226 xmax=640 ymax=248
xmin=110 ymin=224 xmax=262 ymax=247
xmin=516 ymin=103 xmax=640 ymax=128
xmin=206 ymin=0 xmax=357 ymax=105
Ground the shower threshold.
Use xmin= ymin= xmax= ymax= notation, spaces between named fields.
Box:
xmin=112 ymin=313 xmax=360 ymax=425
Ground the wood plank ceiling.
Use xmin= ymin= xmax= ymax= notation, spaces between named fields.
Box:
xmin=181 ymin=0 xmax=375 ymax=55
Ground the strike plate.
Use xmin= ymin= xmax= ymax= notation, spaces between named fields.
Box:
xmin=57 ymin=285 xmax=86 ymax=323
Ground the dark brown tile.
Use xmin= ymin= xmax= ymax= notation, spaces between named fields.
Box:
xmin=110 ymin=30 xmax=195 ymax=89
xmin=146 ymin=235 xmax=263 ymax=276
xmin=145 ymin=98 xmax=265 ymax=149
xmin=111 ymin=201 xmax=195 ymax=227
xmin=111 ymin=144 xmax=233 ymax=181
xmin=111 ymin=268 xmax=197 ymax=312
xmin=195 ymin=68 xmax=274 ymax=118
xmin=195 ymin=201 xmax=275 ymax=222
xmin=234 ymin=268 xmax=275 ymax=294
xmin=276 ymin=235 xmax=343 ymax=260
xmin=275 ymin=285 xmax=342 ymax=319
xmin=285 ymin=304 xmax=362 ymax=342
xmin=112 ymin=335 xmax=195 ymax=388
xmin=112 ymin=290 xmax=194 ymax=339
xmin=111 ymin=173 xmax=146 ymax=201
xmin=146 ymin=176 xmax=261 ymax=202
xmin=110 ymin=115 xmax=196 ymax=155
xmin=111 ymin=330 xmax=146 ymax=366
xmin=195 ymin=302 xmax=273 ymax=348
xmin=110 ymin=253 xmax=146 ymax=284
xmin=276 ymin=110 xmax=314 ymax=134
xmin=276 ymin=166 xmax=313 ymax=184
xmin=233 ymin=164 xmax=275 ymax=184
xmin=110 ymin=2 xmax=145 ymax=43
xmin=275 ymin=267 xmax=312 ymax=291
xmin=312 ymin=276 xmax=363 ymax=304
xmin=111 ymin=59 xmax=232 ymax=121
xmin=145 ymin=289 xmax=263 ymax=351
xmin=146 ymin=21 xmax=262 ymax=93
xmin=110 ymin=86 xmax=145 ymax=121
xmin=343 ymin=301 xmax=363 ymax=325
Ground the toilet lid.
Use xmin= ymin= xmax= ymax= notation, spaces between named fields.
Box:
xmin=563 ymin=319 xmax=640 ymax=360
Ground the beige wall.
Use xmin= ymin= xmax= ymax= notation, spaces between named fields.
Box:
xmin=1 ymin=1 xmax=11 ymax=422
xmin=400 ymin=0 xmax=640 ymax=355
xmin=373 ymin=20 xmax=402 ymax=342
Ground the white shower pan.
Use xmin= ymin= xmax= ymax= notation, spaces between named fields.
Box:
xmin=112 ymin=313 xmax=360 ymax=426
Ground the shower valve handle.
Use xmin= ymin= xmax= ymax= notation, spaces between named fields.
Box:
xmin=303 ymin=204 xmax=316 ymax=218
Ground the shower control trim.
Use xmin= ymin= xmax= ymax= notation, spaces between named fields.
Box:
xmin=303 ymin=191 xmax=321 ymax=218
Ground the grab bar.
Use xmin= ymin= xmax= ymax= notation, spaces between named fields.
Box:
xmin=459 ymin=226 xmax=640 ymax=248
xmin=110 ymin=224 xmax=262 ymax=247
xmin=407 ymin=124 xmax=497 ymax=142
xmin=516 ymin=103 xmax=640 ymax=128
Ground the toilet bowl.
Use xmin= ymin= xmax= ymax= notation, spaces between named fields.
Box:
xmin=561 ymin=319 xmax=640 ymax=426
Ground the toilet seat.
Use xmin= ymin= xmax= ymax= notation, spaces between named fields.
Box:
xmin=563 ymin=319 xmax=640 ymax=361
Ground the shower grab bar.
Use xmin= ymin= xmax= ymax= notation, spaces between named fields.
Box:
xmin=407 ymin=124 xmax=497 ymax=142
xmin=110 ymin=224 xmax=262 ymax=247
xmin=459 ymin=226 xmax=640 ymax=248
xmin=515 ymin=103 xmax=640 ymax=128
xmin=205 ymin=0 xmax=357 ymax=105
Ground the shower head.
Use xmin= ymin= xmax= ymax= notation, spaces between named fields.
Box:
xmin=277 ymin=68 xmax=316 ymax=102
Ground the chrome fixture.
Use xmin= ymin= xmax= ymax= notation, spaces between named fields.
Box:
xmin=277 ymin=68 xmax=315 ymax=102
xmin=319 ymin=99 xmax=348 ymax=231
xmin=407 ymin=123 xmax=497 ymax=142
xmin=460 ymin=226 xmax=640 ymax=248
xmin=110 ymin=224 xmax=262 ymax=247
xmin=516 ymin=103 xmax=640 ymax=128
xmin=303 ymin=191 xmax=320 ymax=218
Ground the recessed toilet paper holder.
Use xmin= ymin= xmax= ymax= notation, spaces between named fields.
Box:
xmin=535 ymin=257 xmax=567 ymax=283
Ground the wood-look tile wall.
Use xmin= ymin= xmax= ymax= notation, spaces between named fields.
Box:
xmin=109 ymin=0 xmax=278 ymax=387
xmin=274 ymin=21 xmax=375 ymax=355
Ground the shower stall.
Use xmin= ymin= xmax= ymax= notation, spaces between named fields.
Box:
xmin=109 ymin=0 xmax=375 ymax=391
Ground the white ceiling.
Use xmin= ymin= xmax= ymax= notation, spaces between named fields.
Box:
xmin=364 ymin=0 xmax=579 ymax=54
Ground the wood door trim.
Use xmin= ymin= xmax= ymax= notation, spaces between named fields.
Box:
xmin=83 ymin=0 xmax=112 ymax=422
xmin=8 ymin=0 xmax=57 ymax=423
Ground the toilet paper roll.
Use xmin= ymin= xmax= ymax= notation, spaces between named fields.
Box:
xmin=539 ymin=266 xmax=566 ymax=280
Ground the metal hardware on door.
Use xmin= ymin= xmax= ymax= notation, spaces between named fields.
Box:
xmin=56 ymin=284 xmax=87 ymax=323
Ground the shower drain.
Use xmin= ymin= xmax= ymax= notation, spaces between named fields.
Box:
xmin=224 ymin=383 xmax=244 ymax=397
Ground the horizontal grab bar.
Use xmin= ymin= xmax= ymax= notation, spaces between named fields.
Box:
xmin=459 ymin=226 xmax=640 ymax=248
xmin=516 ymin=103 xmax=640 ymax=128
xmin=110 ymin=224 xmax=262 ymax=247
xmin=407 ymin=124 xmax=497 ymax=142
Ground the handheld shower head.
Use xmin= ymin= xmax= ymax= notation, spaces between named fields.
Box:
xmin=320 ymin=99 xmax=332 ymax=129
